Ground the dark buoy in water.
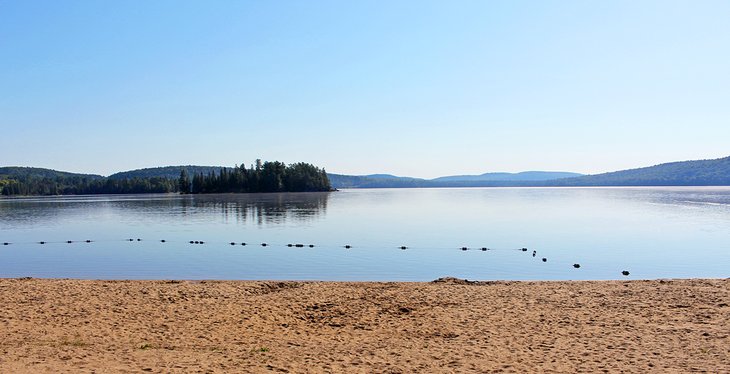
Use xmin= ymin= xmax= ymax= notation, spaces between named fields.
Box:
xmin=86 ymin=240 xmax=92 ymax=243
xmin=461 ymin=247 xmax=468 ymax=251
xmin=542 ymin=258 xmax=547 ymax=262
xmin=295 ymin=244 xmax=304 ymax=248
xmin=400 ymin=246 xmax=407 ymax=250
xmin=160 ymin=240 xmax=166 ymax=243
xmin=39 ymin=241 xmax=46 ymax=244
xmin=261 ymin=243 xmax=268 ymax=247
xmin=481 ymin=247 xmax=488 ymax=251
xmin=3 ymin=242 xmax=9 ymax=245
xmin=230 ymin=242 xmax=236 ymax=246
xmin=67 ymin=240 xmax=73 ymax=244
xmin=194 ymin=241 xmax=200 ymax=244
xmin=521 ymin=247 xmax=528 ymax=252
xmin=344 ymin=245 xmax=351 ymax=249
xmin=137 ymin=238 xmax=141 ymax=241
xmin=128 ymin=239 xmax=134 ymax=242
xmin=199 ymin=241 xmax=205 ymax=244
xmin=532 ymin=250 xmax=536 ymax=257
xmin=189 ymin=241 xmax=194 ymax=244
xmin=241 ymin=242 xmax=247 ymax=246
xmin=309 ymin=244 xmax=314 ymax=248
xmin=573 ymin=263 xmax=581 ymax=268
xmin=287 ymin=244 xmax=293 ymax=247
xmin=622 ymin=270 xmax=630 ymax=276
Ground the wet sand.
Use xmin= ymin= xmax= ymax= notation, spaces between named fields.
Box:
xmin=1 ymin=278 xmax=728 ymax=373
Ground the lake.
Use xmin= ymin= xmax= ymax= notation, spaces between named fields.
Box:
xmin=1 ymin=187 xmax=729 ymax=281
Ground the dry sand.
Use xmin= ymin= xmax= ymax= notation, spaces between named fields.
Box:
xmin=0 ymin=277 xmax=728 ymax=373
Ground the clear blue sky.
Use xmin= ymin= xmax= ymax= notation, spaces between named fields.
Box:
xmin=1 ymin=1 xmax=729 ymax=178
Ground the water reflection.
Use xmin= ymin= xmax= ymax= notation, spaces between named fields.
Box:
xmin=180 ymin=193 xmax=330 ymax=225
xmin=0 ymin=192 xmax=331 ymax=229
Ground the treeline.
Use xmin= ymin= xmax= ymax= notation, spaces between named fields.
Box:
xmin=0 ymin=161 xmax=332 ymax=196
xmin=1 ymin=176 xmax=177 ymax=196
xmin=180 ymin=160 xmax=331 ymax=193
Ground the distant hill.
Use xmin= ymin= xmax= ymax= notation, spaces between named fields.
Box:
xmin=362 ymin=174 xmax=423 ymax=180
xmin=432 ymin=171 xmax=583 ymax=183
xmin=326 ymin=174 xmax=431 ymax=188
xmin=549 ymin=156 xmax=730 ymax=186
xmin=328 ymin=171 xmax=584 ymax=188
xmin=0 ymin=166 xmax=174 ymax=196
xmin=329 ymin=157 xmax=730 ymax=188
xmin=108 ymin=166 xmax=224 ymax=180
xmin=0 ymin=166 xmax=103 ymax=180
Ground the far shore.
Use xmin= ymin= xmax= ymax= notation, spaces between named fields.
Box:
xmin=1 ymin=277 xmax=728 ymax=373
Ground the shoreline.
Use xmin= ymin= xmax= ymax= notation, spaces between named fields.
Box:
xmin=1 ymin=278 xmax=728 ymax=373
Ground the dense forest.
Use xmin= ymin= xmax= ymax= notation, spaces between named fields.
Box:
xmin=0 ymin=161 xmax=332 ymax=196
xmin=0 ymin=175 xmax=177 ymax=196
xmin=180 ymin=160 xmax=331 ymax=193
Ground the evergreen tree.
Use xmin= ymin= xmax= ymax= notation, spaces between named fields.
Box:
xmin=178 ymin=169 xmax=191 ymax=194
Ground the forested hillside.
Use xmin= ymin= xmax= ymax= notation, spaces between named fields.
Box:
xmin=108 ymin=166 xmax=223 ymax=180
xmin=550 ymin=156 xmax=730 ymax=186
xmin=0 ymin=167 xmax=103 ymax=180
xmin=0 ymin=166 xmax=178 ymax=196
xmin=0 ymin=160 xmax=332 ymax=196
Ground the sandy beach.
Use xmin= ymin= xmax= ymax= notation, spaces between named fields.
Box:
xmin=0 ymin=278 xmax=728 ymax=373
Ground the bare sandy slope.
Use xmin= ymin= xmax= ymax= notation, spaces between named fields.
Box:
xmin=0 ymin=278 xmax=728 ymax=373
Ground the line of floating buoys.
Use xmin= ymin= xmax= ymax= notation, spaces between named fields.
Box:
xmin=0 ymin=239 xmax=633 ymax=276
xmin=460 ymin=247 xmax=530 ymax=251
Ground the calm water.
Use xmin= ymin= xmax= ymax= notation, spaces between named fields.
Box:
xmin=1 ymin=187 xmax=729 ymax=281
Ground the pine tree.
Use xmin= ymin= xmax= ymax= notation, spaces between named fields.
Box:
xmin=178 ymin=169 xmax=191 ymax=194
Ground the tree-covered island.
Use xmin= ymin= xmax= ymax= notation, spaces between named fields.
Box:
xmin=179 ymin=160 xmax=331 ymax=194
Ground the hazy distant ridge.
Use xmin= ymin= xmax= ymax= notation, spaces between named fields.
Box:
xmin=432 ymin=171 xmax=583 ymax=182
xmin=548 ymin=156 xmax=730 ymax=186
xmin=328 ymin=171 xmax=582 ymax=188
